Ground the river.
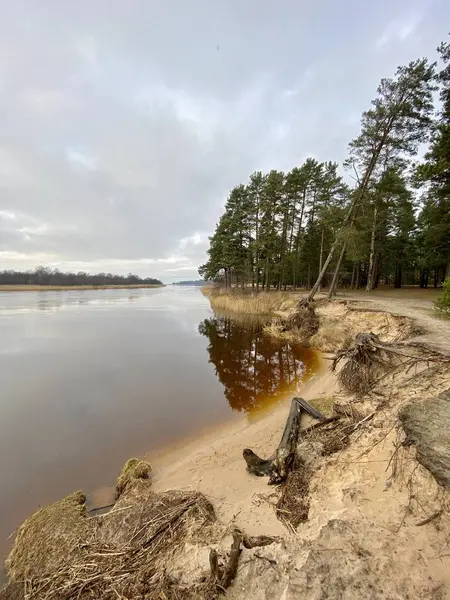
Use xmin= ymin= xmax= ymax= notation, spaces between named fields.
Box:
xmin=0 ymin=286 xmax=319 ymax=562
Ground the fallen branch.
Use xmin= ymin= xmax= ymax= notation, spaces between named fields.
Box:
xmin=243 ymin=398 xmax=325 ymax=484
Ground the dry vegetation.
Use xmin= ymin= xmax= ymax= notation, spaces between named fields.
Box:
xmin=201 ymin=286 xmax=297 ymax=315
xmin=4 ymin=461 xmax=224 ymax=600
xmin=3 ymin=459 xmax=282 ymax=600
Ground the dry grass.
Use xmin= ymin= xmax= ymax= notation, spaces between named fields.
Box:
xmin=276 ymin=460 xmax=311 ymax=529
xmin=0 ymin=284 xmax=164 ymax=292
xmin=310 ymin=318 xmax=354 ymax=352
xmin=307 ymin=396 xmax=335 ymax=417
xmin=5 ymin=461 xmax=223 ymax=600
xmin=201 ymin=286 xmax=297 ymax=315
xmin=114 ymin=457 xmax=152 ymax=500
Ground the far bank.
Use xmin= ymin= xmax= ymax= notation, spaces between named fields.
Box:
xmin=0 ymin=283 xmax=165 ymax=292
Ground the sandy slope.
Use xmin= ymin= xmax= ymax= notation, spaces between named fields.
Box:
xmin=150 ymin=363 xmax=333 ymax=538
xmin=149 ymin=301 xmax=450 ymax=599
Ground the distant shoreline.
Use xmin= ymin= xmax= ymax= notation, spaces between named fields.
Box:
xmin=0 ymin=284 xmax=165 ymax=292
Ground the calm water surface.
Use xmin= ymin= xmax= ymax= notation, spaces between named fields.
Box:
xmin=0 ymin=286 xmax=319 ymax=560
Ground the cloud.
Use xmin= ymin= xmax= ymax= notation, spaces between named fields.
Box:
xmin=375 ymin=12 xmax=424 ymax=49
xmin=0 ymin=1 xmax=448 ymax=282
xmin=66 ymin=147 xmax=98 ymax=171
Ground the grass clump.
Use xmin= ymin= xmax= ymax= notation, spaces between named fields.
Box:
xmin=115 ymin=457 xmax=151 ymax=500
xmin=5 ymin=460 xmax=221 ymax=600
xmin=6 ymin=491 xmax=89 ymax=584
xmin=434 ymin=277 xmax=450 ymax=314
xmin=310 ymin=319 xmax=353 ymax=352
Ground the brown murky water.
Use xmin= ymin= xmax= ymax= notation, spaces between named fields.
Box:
xmin=0 ymin=287 xmax=319 ymax=564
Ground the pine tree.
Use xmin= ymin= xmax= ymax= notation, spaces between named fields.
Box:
xmin=306 ymin=58 xmax=436 ymax=301
xmin=416 ymin=39 xmax=450 ymax=285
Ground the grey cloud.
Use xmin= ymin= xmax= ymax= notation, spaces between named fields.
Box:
xmin=0 ymin=0 xmax=449 ymax=282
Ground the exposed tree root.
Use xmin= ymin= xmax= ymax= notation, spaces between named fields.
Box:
xmin=285 ymin=303 xmax=320 ymax=341
xmin=330 ymin=332 xmax=450 ymax=395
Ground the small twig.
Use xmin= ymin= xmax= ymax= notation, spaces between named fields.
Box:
xmin=301 ymin=416 xmax=340 ymax=434
xmin=416 ymin=510 xmax=443 ymax=527
xmin=358 ymin=420 xmax=398 ymax=458
xmin=347 ymin=411 xmax=376 ymax=431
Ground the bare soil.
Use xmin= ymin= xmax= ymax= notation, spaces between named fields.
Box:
xmin=338 ymin=288 xmax=450 ymax=355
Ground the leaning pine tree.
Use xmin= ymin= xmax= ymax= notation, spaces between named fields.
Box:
xmin=301 ymin=58 xmax=436 ymax=304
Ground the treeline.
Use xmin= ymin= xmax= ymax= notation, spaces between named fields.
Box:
xmin=172 ymin=280 xmax=205 ymax=286
xmin=0 ymin=266 xmax=162 ymax=287
xmin=200 ymin=39 xmax=450 ymax=293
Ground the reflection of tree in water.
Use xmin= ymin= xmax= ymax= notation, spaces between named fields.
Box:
xmin=198 ymin=315 xmax=318 ymax=413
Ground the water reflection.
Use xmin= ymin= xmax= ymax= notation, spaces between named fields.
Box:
xmin=198 ymin=314 xmax=320 ymax=413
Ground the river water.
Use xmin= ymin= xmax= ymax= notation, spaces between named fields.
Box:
xmin=0 ymin=286 xmax=319 ymax=561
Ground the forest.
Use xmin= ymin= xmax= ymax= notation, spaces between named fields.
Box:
xmin=199 ymin=39 xmax=450 ymax=294
xmin=0 ymin=266 xmax=162 ymax=287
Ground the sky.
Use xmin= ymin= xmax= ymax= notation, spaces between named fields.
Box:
xmin=0 ymin=1 xmax=449 ymax=283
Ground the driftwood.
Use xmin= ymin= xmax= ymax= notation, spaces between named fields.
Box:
xmin=209 ymin=529 xmax=242 ymax=592
xmin=243 ymin=397 xmax=325 ymax=484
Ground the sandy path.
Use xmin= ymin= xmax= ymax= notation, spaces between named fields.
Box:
xmin=337 ymin=288 xmax=450 ymax=355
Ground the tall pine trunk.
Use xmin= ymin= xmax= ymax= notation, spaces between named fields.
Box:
xmin=304 ymin=113 xmax=396 ymax=304
xmin=394 ymin=260 xmax=402 ymax=288
xmin=350 ymin=262 xmax=356 ymax=289
xmin=318 ymin=227 xmax=325 ymax=292
xmin=327 ymin=242 xmax=346 ymax=299
xmin=355 ymin=261 xmax=360 ymax=288
xmin=366 ymin=206 xmax=378 ymax=292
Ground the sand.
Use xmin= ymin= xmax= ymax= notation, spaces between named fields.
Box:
xmin=149 ymin=362 xmax=333 ymax=538
xmin=146 ymin=301 xmax=450 ymax=599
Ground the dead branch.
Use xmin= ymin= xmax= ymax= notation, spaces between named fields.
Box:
xmin=219 ymin=530 xmax=242 ymax=590
xmin=301 ymin=416 xmax=340 ymax=434
xmin=243 ymin=398 xmax=325 ymax=484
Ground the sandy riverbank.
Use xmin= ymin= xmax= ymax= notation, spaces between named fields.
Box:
xmin=149 ymin=359 xmax=331 ymax=538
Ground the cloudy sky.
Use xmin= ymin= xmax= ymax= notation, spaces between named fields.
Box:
xmin=0 ymin=1 xmax=448 ymax=282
